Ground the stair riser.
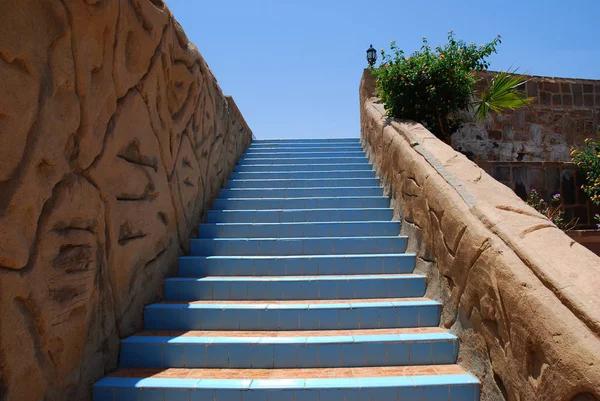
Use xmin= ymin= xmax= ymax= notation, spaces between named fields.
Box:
xmin=178 ymin=255 xmax=416 ymax=277
xmin=239 ymin=158 xmax=369 ymax=166
xmin=190 ymin=237 xmax=407 ymax=256
xmin=197 ymin=222 xmax=401 ymax=238
xmin=242 ymin=151 xmax=366 ymax=159
xmin=94 ymin=381 xmax=479 ymax=401
xmin=252 ymin=139 xmax=360 ymax=144
xmin=230 ymin=171 xmax=376 ymax=180
xmin=213 ymin=197 xmax=389 ymax=211
xmin=144 ymin=304 xmax=441 ymax=331
xmin=206 ymin=209 xmax=393 ymax=223
xmin=226 ymin=178 xmax=379 ymax=189
xmin=235 ymin=163 xmax=373 ymax=172
xmin=219 ymin=187 xmax=383 ymax=198
xmin=120 ymin=339 xmax=457 ymax=369
xmin=164 ymin=277 xmax=426 ymax=301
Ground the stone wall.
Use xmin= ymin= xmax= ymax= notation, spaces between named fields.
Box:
xmin=360 ymin=70 xmax=600 ymax=401
xmin=453 ymin=72 xmax=600 ymax=163
xmin=0 ymin=2 xmax=252 ymax=400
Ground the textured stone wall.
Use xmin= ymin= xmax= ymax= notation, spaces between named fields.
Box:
xmin=0 ymin=1 xmax=252 ymax=400
xmin=453 ymin=72 xmax=600 ymax=162
xmin=360 ymin=70 xmax=600 ymax=401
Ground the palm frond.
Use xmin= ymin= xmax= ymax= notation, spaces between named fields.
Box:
xmin=474 ymin=70 xmax=535 ymax=122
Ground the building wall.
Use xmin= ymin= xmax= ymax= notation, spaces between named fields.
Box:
xmin=453 ymin=72 xmax=600 ymax=163
xmin=0 ymin=2 xmax=252 ymax=400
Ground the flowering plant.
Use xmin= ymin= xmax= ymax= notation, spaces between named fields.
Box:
xmin=526 ymin=189 xmax=577 ymax=230
xmin=571 ymin=137 xmax=600 ymax=206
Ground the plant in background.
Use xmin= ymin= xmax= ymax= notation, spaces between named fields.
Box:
xmin=526 ymin=189 xmax=577 ymax=231
xmin=373 ymin=32 xmax=533 ymax=145
xmin=571 ymin=137 xmax=600 ymax=207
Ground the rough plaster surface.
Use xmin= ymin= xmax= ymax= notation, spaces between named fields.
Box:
xmin=0 ymin=2 xmax=252 ymax=400
xmin=360 ymin=70 xmax=600 ymax=401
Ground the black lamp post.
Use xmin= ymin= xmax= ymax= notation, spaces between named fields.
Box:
xmin=366 ymin=44 xmax=377 ymax=67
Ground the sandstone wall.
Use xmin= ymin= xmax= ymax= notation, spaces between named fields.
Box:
xmin=0 ymin=1 xmax=252 ymax=400
xmin=360 ymin=70 xmax=600 ymax=401
xmin=453 ymin=72 xmax=600 ymax=163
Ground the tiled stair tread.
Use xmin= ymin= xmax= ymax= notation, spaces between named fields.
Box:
xmin=104 ymin=365 xmax=471 ymax=380
xmin=180 ymin=253 xmax=415 ymax=260
xmin=166 ymin=274 xmax=424 ymax=282
xmin=215 ymin=196 xmax=387 ymax=201
xmin=125 ymin=330 xmax=456 ymax=344
xmin=193 ymin=235 xmax=407 ymax=241
xmin=209 ymin=207 xmax=392 ymax=213
xmin=135 ymin=327 xmax=449 ymax=338
xmin=151 ymin=297 xmax=437 ymax=307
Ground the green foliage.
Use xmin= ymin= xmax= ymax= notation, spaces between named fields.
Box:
xmin=373 ymin=32 xmax=533 ymax=144
xmin=526 ymin=189 xmax=575 ymax=231
xmin=474 ymin=71 xmax=535 ymax=122
xmin=571 ymin=137 xmax=600 ymax=206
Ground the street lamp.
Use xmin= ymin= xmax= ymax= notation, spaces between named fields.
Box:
xmin=366 ymin=44 xmax=377 ymax=67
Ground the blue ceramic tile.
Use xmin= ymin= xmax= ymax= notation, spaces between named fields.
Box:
xmin=319 ymin=344 xmax=341 ymax=368
xmin=138 ymin=343 xmax=162 ymax=368
xmin=258 ymin=310 xmax=279 ymax=330
xmin=339 ymin=309 xmax=359 ymax=329
xmin=449 ymin=385 xmax=475 ymax=400
xmin=398 ymin=306 xmax=419 ymax=328
xmin=113 ymin=387 xmax=138 ymax=401
xmin=318 ymin=282 xmax=336 ymax=300
xmin=355 ymin=280 xmax=373 ymax=298
xmin=165 ymin=389 xmax=191 ymax=401
xmin=297 ymin=344 xmax=319 ymax=368
xmin=278 ymin=310 xmax=299 ymax=330
xmin=212 ymin=282 xmax=230 ymax=300
xmin=185 ymin=344 xmax=206 ymax=368
xmin=410 ymin=342 xmax=432 ymax=365
xmin=242 ymin=391 xmax=266 ymax=401
xmin=219 ymin=310 xmax=239 ymax=330
xmin=264 ymin=391 xmax=293 ymax=401
xmin=423 ymin=386 xmax=449 ymax=401
xmin=215 ymin=390 xmax=242 ymax=401
xmin=319 ymin=390 xmax=345 ymax=401
xmin=199 ymin=379 xmax=252 ymax=390
xmin=273 ymin=345 xmax=297 ymax=368
xmin=200 ymin=310 xmax=221 ymax=330
xmin=364 ymin=343 xmax=386 ymax=366
xmin=139 ymin=389 xmax=164 ymax=401
xmin=229 ymin=282 xmax=247 ymax=300
xmin=371 ymin=388 xmax=397 ymax=401
xmin=206 ymin=345 xmax=228 ymax=368
xmin=282 ymin=282 xmax=302 ymax=300
xmin=341 ymin=344 xmax=363 ymax=367
xmin=345 ymin=389 xmax=370 ymax=401
xmin=247 ymin=282 xmax=266 ymax=300
xmin=195 ymin=281 xmax=213 ymax=300
xmin=163 ymin=344 xmax=185 ymax=368
xmin=419 ymin=305 xmax=440 ymax=327
xmin=93 ymin=387 xmax=114 ymax=401
xmin=296 ymin=310 xmax=318 ymax=330
xmin=398 ymin=387 xmax=424 ymax=401
xmin=358 ymin=308 xmax=379 ymax=329
xmin=387 ymin=343 xmax=409 ymax=365
xmin=119 ymin=343 xmax=139 ymax=368
xmin=432 ymin=341 xmax=457 ymax=365
xmin=265 ymin=282 xmax=283 ymax=299
xmin=378 ymin=308 xmax=400 ymax=329
xmin=239 ymin=310 xmax=261 ymax=330
xmin=251 ymin=345 xmax=273 ymax=369
xmin=228 ymin=345 xmax=251 ymax=368
xmin=318 ymin=310 xmax=338 ymax=330
xmin=249 ymin=379 xmax=305 ymax=390
xmin=337 ymin=281 xmax=355 ymax=299
xmin=293 ymin=390 xmax=321 ymax=401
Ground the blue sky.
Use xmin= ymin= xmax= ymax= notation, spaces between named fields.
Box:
xmin=166 ymin=0 xmax=599 ymax=139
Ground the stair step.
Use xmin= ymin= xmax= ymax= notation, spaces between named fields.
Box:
xmin=120 ymin=330 xmax=457 ymax=368
xmin=230 ymin=170 xmax=377 ymax=179
xmin=213 ymin=197 xmax=389 ymax=211
xmin=219 ymin=187 xmax=383 ymax=199
xmin=197 ymin=221 xmax=401 ymax=239
xmin=143 ymin=298 xmax=441 ymax=331
xmin=251 ymin=138 xmax=360 ymax=144
xmin=241 ymin=151 xmax=366 ymax=158
xmin=178 ymin=253 xmax=416 ymax=277
xmin=94 ymin=366 xmax=479 ymax=401
xmin=226 ymin=178 xmax=379 ymax=189
xmin=190 ymin=236 xmax=407 ymax=256
xmin=164 ymin=274 xmax=426 ymax=301
xmin=238 ymin=157 xmax=369 ymax=166
xmin=206 ymin=208 xmax=393 ymax=223
xmin=235 ymin=163 xmax=373 ymax=172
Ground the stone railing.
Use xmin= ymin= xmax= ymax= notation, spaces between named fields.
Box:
xmin=360 ymin=70 xmax=600 ymax=400
xmin=0 ymin=2 xmax=252 ymax=400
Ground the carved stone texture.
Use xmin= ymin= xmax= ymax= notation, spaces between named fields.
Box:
xmin=0 ymin=2 xmax=252 ymax=400
xmin=360 ymin=69 xmax=600 ymax=401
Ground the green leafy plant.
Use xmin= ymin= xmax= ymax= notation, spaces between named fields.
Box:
xmin=526 ymin=189 xmax=577 ymax=231
xmin=571 ymin=137 xmax=600 ymax=207
xmin=373 ymin=32 xmax=533 ymax=144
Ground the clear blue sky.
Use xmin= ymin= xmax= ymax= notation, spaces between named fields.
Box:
xmin=166 ymin=0 xmax=599 ymax=139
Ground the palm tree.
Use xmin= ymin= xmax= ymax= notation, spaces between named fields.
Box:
xmin=473 ymin=70 xmax=535 ymax=123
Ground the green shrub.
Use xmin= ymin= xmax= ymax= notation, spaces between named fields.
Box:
xmin=373 ymin=32 xmax=532 ymax=144
xmin=526 ymin=189 xmax=576 ymax=230
xmin=571 ymin=138 xmax=600 ymax=206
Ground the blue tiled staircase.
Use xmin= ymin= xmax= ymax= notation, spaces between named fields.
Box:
xmin=94 ymin=138 xmax=479 ymax=401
